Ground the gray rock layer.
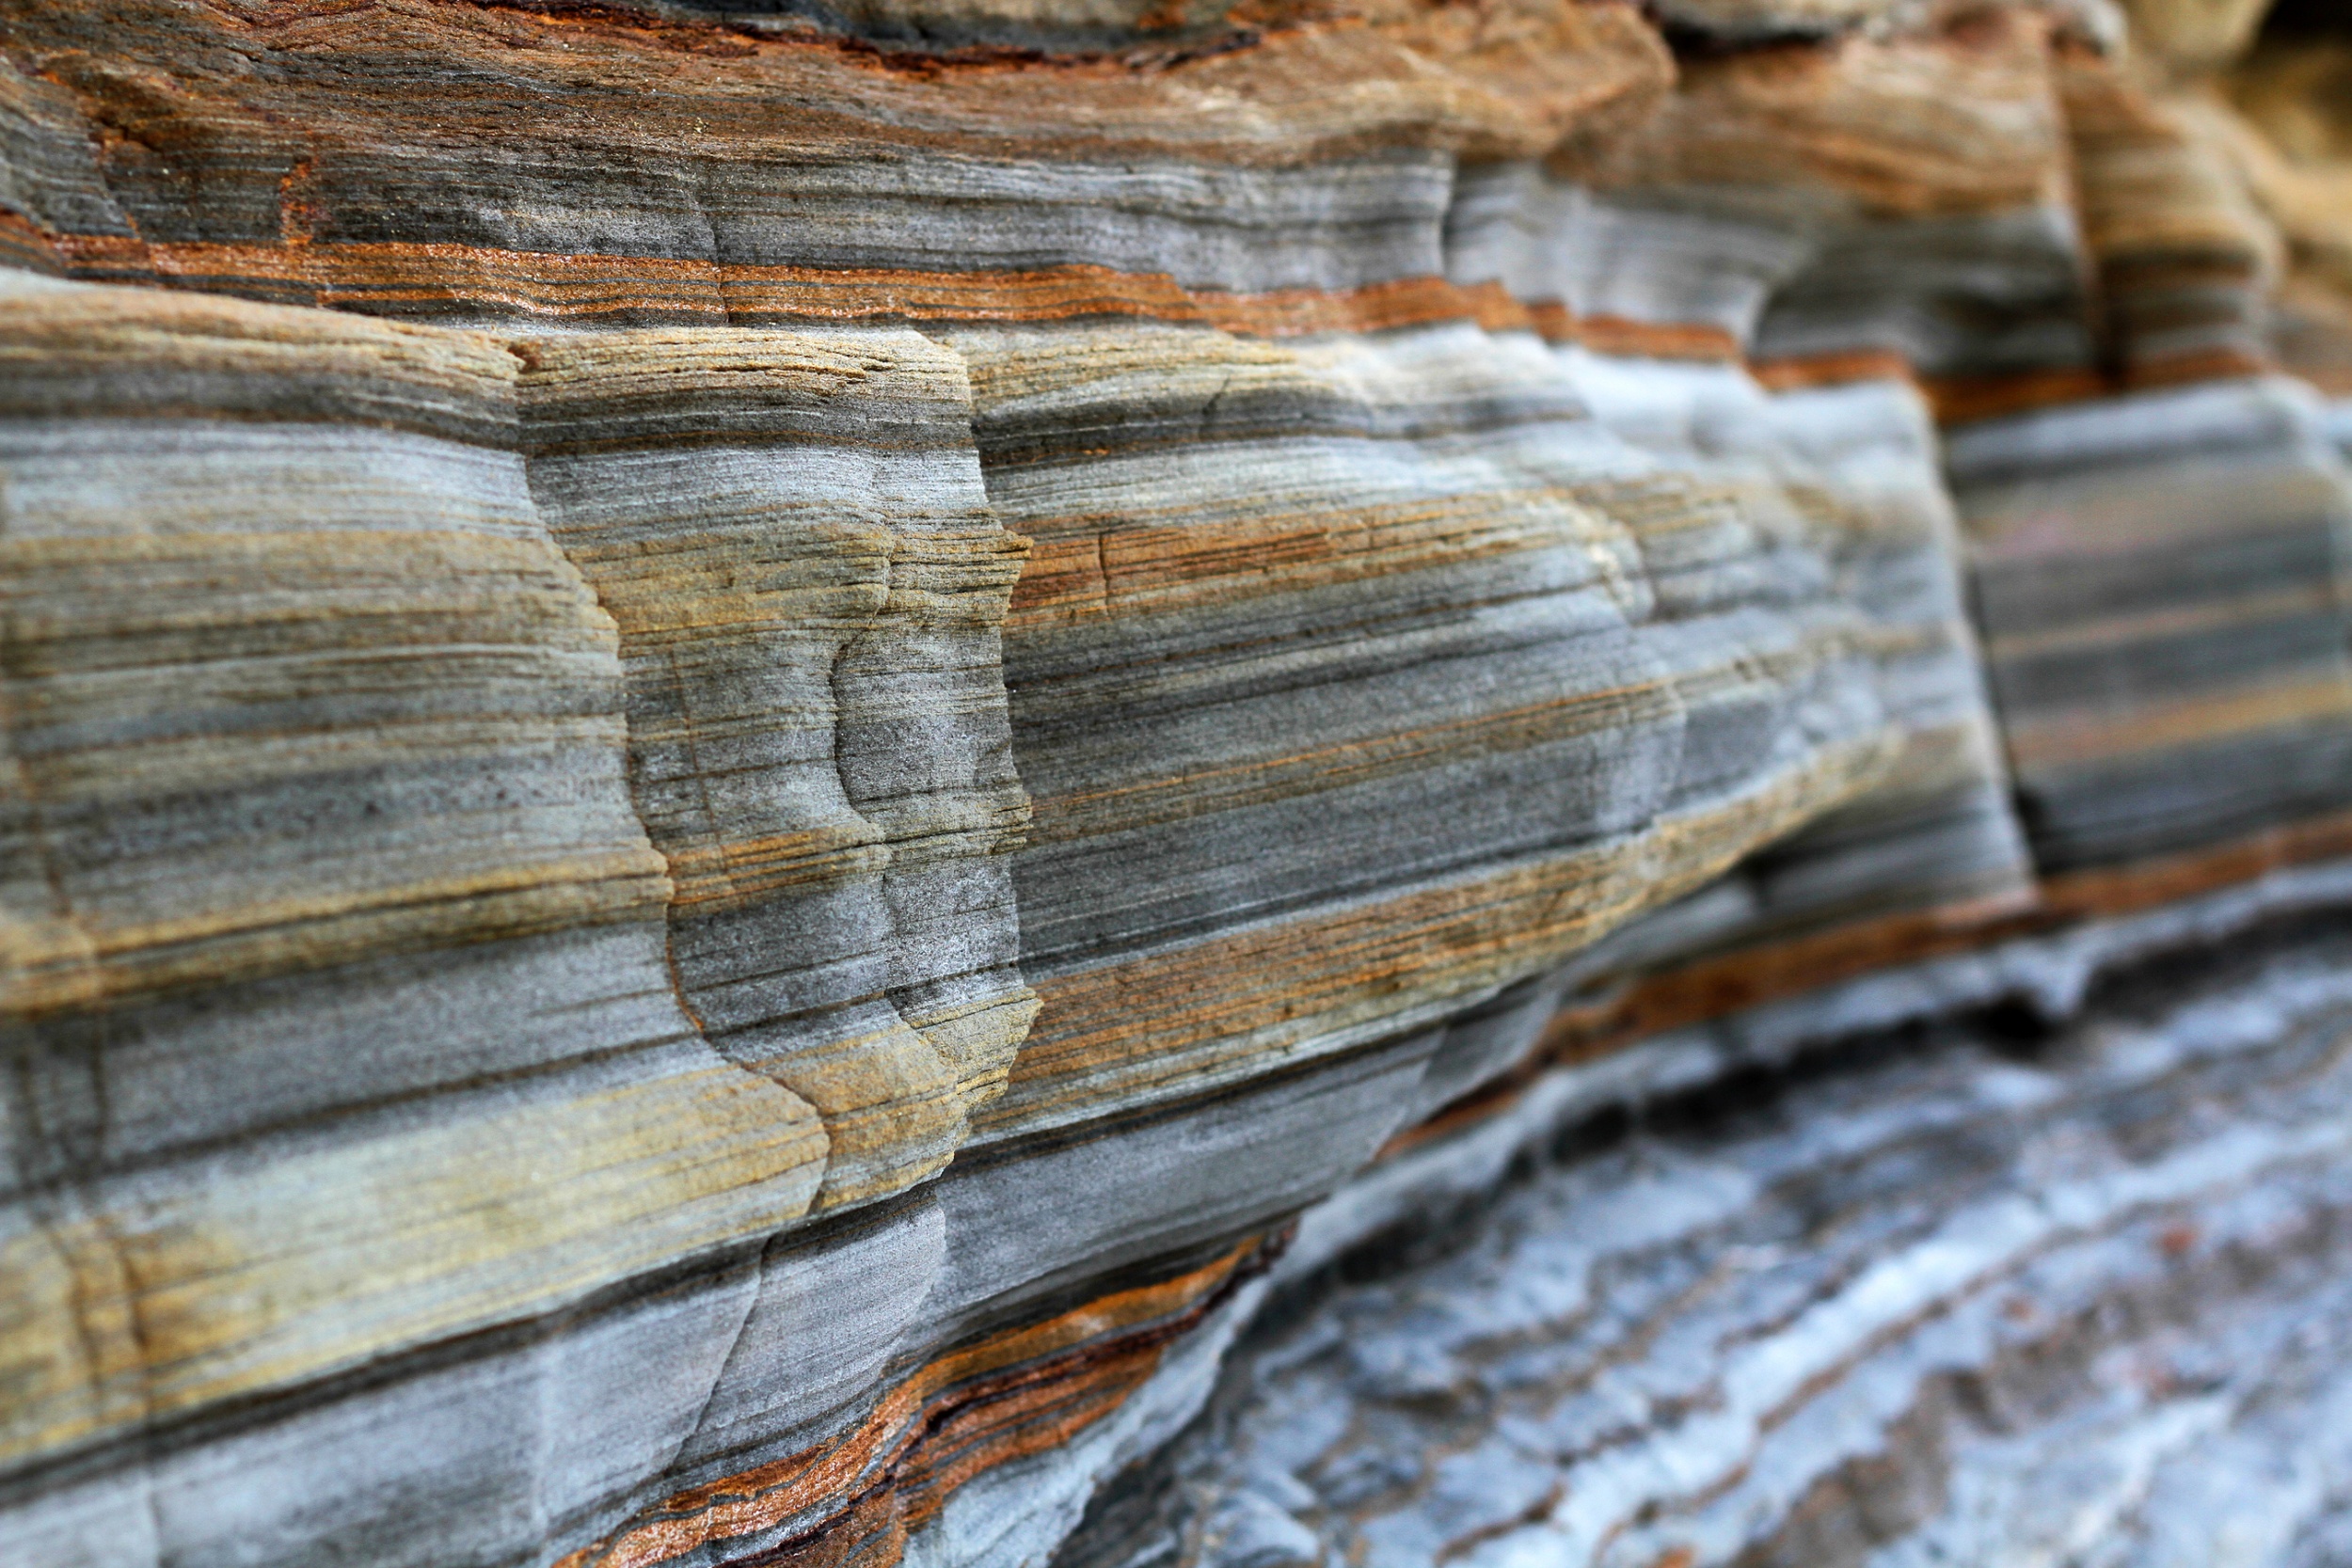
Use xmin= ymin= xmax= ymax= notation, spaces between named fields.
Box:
xmin=1054 ymin=919 xmax=2352 ymax=1568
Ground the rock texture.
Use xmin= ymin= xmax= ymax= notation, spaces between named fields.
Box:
xmin=1057 ymin=919 xmax=2352 ymax=1568
xmin=2 ymin=1 xmax=2351 ymax=1566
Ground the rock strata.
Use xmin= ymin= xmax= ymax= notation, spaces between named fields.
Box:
xmin=1057 ymin=920 xmax=2352 ymax=1568
xmin=3 ymin=1 xmax=2352 ymax=1566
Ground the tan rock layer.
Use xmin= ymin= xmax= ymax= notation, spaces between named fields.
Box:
xmin=0 ymin=0 xmax=2312 ymax=421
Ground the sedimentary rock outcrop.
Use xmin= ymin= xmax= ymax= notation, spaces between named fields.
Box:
xmin=2 ymin=0 xmax=2350 ymax=1565
xmin=1060 ymin=921 xmax=2352 ymax=1568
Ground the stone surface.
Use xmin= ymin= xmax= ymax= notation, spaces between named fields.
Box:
xmin=2 ymin=2 xmax=2351 ymax=1566
xmin=1055 ymin=918 xmax=2352 ymax=1568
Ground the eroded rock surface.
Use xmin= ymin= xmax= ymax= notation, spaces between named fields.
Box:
xmin=1 ymin=0 xmax=2350 ymax=1565
xmin=1057 ymin=922 xmax=2352 ymax=1568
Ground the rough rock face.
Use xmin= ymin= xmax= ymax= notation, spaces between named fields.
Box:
xmin=1050 ymin=919 xmax=2352 ymax=1568
xmin=1 ymin=2 xmax=2349 ymax=1566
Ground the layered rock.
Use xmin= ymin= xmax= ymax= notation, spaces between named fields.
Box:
xmin=3 ymin=1 xmax=2352 ymax=1566
xmin=1056 ymin=920 xmax=2352 ymax=1568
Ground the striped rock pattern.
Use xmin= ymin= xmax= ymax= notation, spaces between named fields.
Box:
xmin=1 ymin=0 xmax=2351 ymax=1566
xmin=1054 ymin=921 xmax=2352 ymax=1568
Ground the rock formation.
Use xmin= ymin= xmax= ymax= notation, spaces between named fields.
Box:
xmin=1 ymin=0 xmax=2349 ymax=1564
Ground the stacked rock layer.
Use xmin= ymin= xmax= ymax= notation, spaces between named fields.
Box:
xmin=1 ymin=0 xmax=2350 ymax=1565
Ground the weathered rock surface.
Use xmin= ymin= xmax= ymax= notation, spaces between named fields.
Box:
xmin=1 ymin=1 xmax=2350 ymax=1565
xmin=1056 ymin=919 xmax=2352 ymax=1568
